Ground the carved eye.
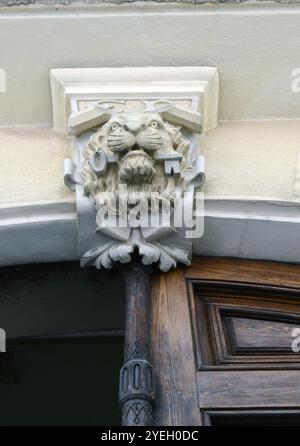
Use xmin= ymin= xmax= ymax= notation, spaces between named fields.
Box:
xmin=111 ymin=122 xmax=121 ymax=131
xmin=150 ymin=120 xmax=160 ymax=129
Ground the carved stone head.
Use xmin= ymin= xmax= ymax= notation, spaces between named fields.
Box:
xmin=81 ymin=111 xmax=190 ymax=209
xmin=104 ymin=112 xmax=176 ymax=154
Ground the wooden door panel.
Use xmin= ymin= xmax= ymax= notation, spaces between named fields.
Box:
xmin=186 ymin=258 xmax=300 ymax=289
xmin=197 ymin=370 xmax=300 ymax=409
xmin=189 ymin=283 xmax=300 ymax=369
xmin=229 ymin=317 xmax=297 ymax=351
xmin=151 ymin=269 xmax=202 ymax=426
xmin=203 ymin=410 xmax=300 ymax=426
xmin=151 ymin=258 xmax=300 ymax=426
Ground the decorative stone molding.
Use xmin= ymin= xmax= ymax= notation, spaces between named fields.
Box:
xmin=51 ymin=67 xmax=218 ymax=271
xmin=2 ymin=1 xmax=298 ymax=6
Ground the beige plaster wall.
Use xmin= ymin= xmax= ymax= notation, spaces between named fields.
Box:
xmin=202 ymin=120 xmax=300 ymax=201
xmin=0 ymin=127 xmax=72 ymax=205
xmin=0 ymin=3 xmax=299 ymax=206
xmin=0 ymin=119 xmax=299 ymax=205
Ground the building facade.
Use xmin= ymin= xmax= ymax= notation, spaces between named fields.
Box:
xmin=0 ymin=0 xmax=300 ymax=426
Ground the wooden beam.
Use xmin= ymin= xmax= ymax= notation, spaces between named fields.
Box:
xmin=185 ymin=257 xmax=300 ymax=289
xmin=197 ymin=370 xmax=300 ymax=409
xmin=150 ymin=269 xmax=202 ymax=426
xmin=119 ymin=262 xmax=155 ymax=426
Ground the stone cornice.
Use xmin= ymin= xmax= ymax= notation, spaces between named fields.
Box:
xmin=1 ymin=0 xmax=299 ymax=7
xmin=0 ymin=197 xmax=299 ymax=267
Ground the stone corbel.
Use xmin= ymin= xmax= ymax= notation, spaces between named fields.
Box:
xmin=64 ymin=102 xmax=205 ymax=272
xmin=51 ymin=66 xmax=218 ymax=273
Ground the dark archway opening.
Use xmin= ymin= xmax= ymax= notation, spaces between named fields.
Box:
xmin=0 ymin=262 xmax=125 ymax=426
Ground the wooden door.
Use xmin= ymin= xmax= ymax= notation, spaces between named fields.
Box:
xmin=150 ymin=257 xmax=300 ymax=426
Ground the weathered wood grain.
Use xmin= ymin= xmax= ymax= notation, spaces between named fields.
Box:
xmin=150 ymin=269 xmax=202 ymax=426
xmin=231 ymin=317 xmax=300 ymax=351
xmin=197 ymin=370 xmax=300 ymax=409
xmin=186 ymin=257 xmax=300 ymax=289
xmin=152 ymin=257 xmax=300 ymax=425
xmin=120 ymin=263 xmax=155 ymax=426
xmin=190 ymin=284 xmax=300 ymax=367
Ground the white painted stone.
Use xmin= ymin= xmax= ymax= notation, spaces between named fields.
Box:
xmin=0 ymin=198 xmax=299 ymax=267
xmin=50 ymin=66 xmax=218 ymax=133
xmin=49 ymin=66 xmax=217 ymax=270
xmin=68 ymin=106 xmax=111 ymax=136
xmin=161 ymin=106 xmax=202 ymax=134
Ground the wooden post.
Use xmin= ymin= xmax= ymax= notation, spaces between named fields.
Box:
xmin=119 ymin=262 xmax=155 ymax=426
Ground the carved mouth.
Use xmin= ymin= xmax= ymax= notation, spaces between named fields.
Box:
xmin=123 ymin=148 xmax=150 ymax=159
xmin=131 ymin=143 xmax=140 ymax=151
xmin=118 ymin=148 xmax=156 ymax=185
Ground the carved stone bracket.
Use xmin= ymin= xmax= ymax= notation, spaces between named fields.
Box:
xmin=51 ymin=67 xmax=218 ymax=272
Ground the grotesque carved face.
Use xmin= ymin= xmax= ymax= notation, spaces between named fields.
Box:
xmin=104 ymin=112 xmax=174 ymax=154
xmin=82 ymin=111 xmax=190 ymax=210
xmin=79 ymin=107 xmax=198 ymax=271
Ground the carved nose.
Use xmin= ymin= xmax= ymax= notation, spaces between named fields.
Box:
xmin=124 ymin=121 xmax=144 ymax=134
